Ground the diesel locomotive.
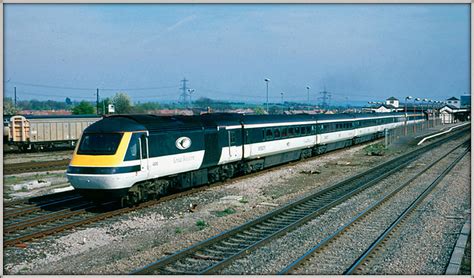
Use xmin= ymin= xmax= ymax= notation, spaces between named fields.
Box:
xmin=66 ymin=112 xmax=423 ymax=205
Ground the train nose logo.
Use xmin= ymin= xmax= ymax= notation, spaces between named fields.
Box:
xmin=176 ymin=137 xmax=192 ymax=150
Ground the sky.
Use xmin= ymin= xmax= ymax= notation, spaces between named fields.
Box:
xmin=4 ymin=4 xmax=471 ymax=105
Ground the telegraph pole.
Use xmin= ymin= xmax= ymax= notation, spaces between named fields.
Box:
xmin=14 ymin=86 xmax=17 ymax=108
xmin=179 ymin=78 xmax=188 ymax=104
xmin=96 ymin=88 xmax=100 ymax=115
xmin=306 ymin=86 xmax=310 ymax=111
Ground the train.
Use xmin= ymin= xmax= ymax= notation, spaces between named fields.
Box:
xmin=4 ymin=115 xmax=101 ymax=151
xmin=66 ymin=112 xmax=424 ymax=206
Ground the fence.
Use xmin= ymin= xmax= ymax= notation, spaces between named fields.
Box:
xmin=384 ymin=117 xmax=443 ymax=147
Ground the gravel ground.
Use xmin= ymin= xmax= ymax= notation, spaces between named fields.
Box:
xmin=361 ymin=152 xmax=471 ymax=275
xmin=3 ymin=150 xmax=72 ymax=164
xmin=289 ymin=146 xmax=469 ymax=275
xmin=219 ymin=136 xmax=469 ymax=274
xmin=3 ymin=170 xmax=70 ymax=201
xmin=3 ymin=150 xmax=73 ymax=201
xmin=2 ymin=132 xmax=469 ymax=275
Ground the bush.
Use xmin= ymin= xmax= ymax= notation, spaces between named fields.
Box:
xmin=215 ymin=208 xmax=236 ymax=217
xmin=364 ymin=143 xmax=386 ymax=156
xmin=196 ymin=220 xmax=208 ymax=230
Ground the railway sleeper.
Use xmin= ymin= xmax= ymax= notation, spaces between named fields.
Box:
xmin=210 ymin=243 xmax=241 ymax=253
xmin=248 ymin=226 xmax=275 ymax=234
xmin=193 ymin=251 xmax=226 ymax=261
xmin=162 ymin=265 xmax=199 ymax=275
xmin=201 ymin=247 xmax=235 ymax=258
xmin=226 ymin=237 xmax=255 ymax=245
xmin=219 ymin=239 xmax=246 ymax=248
xmin=181 ymin=257 xmax=214 ymax=267
xmin=235 ymin=232 xmax=261 ymax=241
xmin=266 ymin=218 xmax=294 ymax=226
xmin=258 ymin=221 xmax=284 ymax=229
xmin=281 ymin=211 xmax=307 ymax=218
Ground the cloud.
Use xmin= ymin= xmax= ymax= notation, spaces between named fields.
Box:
xmin=166 ymin=15 xmax=197 ymax=32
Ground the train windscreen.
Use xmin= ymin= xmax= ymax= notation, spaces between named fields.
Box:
xmin=77 ymin=133 xmax=123 ymax=155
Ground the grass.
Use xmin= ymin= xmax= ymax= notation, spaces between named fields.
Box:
xmin=3 ymin=175 xmax=22 ymax=185
xmin=363 ymin=143 xmax=386 ymax=156
xmin=196 ymin=220 xmax=208 ymax=230
xmin=215 ymin=208 xmax=236 ymax=217
xmin=175 ymin=227 xmax=183 ymax=234
xmin=239 ymin=197 xmax=249 ymax=204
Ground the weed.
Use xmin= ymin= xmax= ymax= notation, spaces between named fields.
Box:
xmin=196 ymin=220 xmax=208 ymax=230
xmin=175 ymin=227 xmax=183 ymax=234
xmin=363 ymin=143 xmax=386 ymax=156
xmin=215 ymin=208 xmax=236 ymax=217
xmin=239 ymin=197 xmax=248 ymax=204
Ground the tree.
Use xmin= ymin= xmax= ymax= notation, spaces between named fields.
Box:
xmin=253 ymin=106 xmax=266 ymax=115
xmin=3 ymin=98 xmax=18 ymax=115
xmin=112 ymin=92 xmax=132 ymax=114
xmin=72 ymin=101 xmax=95 ymax=115
xmin=65 ymin=97 xmax=72 ymax=106
xmin=101 ymin=97 xmax=112 ymax=114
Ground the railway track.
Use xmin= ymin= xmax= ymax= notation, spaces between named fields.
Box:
xmin=3 ymin=127 xmax=469 ymax=250
xmin=2 ymin=135 xmax=389 ymax=247
xmin=4 ymin=159 xmax=70 ymax=175
xmin=131 ymin=129 xmax=469 ymax=275
xmin=279 ymin=140 xmax=470 ymax=274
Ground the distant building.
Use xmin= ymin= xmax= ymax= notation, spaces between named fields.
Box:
xmin=460 ymin=95 xmax=471 ymax=108
xmin=445 ymin=97 xmax=460 ymax=109
xmin=439 ymin=105 xmax=469 ymax=123
xmin=363 ymin=97 xmax=403 ymax=113
xmin=385 ymin=97 xmax=400 ymax=108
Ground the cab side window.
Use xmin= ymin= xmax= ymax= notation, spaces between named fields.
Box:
xmin=125 ymin=133 xmax=141 ymax=161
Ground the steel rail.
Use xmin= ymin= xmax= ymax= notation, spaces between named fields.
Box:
xmin=3 ymin=195 xmax=85 ymax=219
xmin=343 ymin=146 xmax=470 ymax=275
xmin=4 ymin=158 xmax=70 ymax=175
xmin=3 ymin=190 xmax=80 ymax=208
xmin=4 ymin=202 xmax=95 ymax=233
xmin=278 ymin=140 xmax=470 ymax=274
xmin=3 ymin=173 xmax=244 ymax=247
xmin=131 ymin=129 xmax=469 ymax=275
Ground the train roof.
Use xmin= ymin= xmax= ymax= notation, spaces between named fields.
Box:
xmin=84 ymin=112 xmax=412 ymax=133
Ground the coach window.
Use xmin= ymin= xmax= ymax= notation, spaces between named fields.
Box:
xmin=262 ymin=129 xmax=266 ymax=141
xmin=265 ymin=129 xmax=273 ymax=140
xmin=301 ymin=126 xmax=306 ymax=135
xmin=288 ymin=127 xmax=294 ymax=137
xmin=281 ymin=127 xmax=288 ymax=138
xmin=274 ymin=128 xmax=281 ymax=139
xmin=295 ymin=127 xmax=300 ymax=136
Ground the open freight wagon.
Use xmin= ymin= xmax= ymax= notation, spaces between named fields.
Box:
xmin=7 ymin=115 xmax=102 ymax=151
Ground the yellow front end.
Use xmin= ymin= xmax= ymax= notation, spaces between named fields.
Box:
xmin=66 ymin=132 xmax=143 ymax=198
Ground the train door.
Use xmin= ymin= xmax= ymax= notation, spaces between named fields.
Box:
xmin=227 ymin=129 xmax=240 ymax=161
xmin=138 ymin=133 xmax=149 ymax=177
